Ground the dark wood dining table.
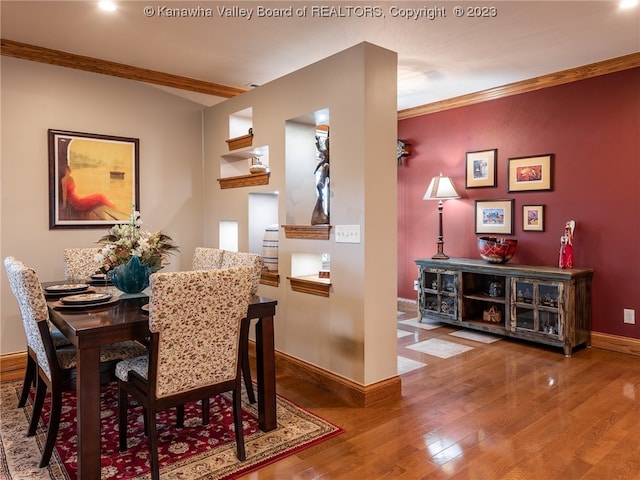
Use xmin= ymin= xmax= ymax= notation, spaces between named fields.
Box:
xmin=45 ymin=282 xmax=277 ymax=480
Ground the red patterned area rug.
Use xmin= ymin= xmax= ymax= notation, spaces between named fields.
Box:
xmin=0 ymin=380 xmax=343 ymax=479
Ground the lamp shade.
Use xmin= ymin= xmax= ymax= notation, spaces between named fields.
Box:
xmin=423 ymin=173 xmax=460 ymax=200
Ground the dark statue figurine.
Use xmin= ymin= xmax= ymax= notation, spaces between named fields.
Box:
xmin=311 ymin=131 xmax=330 ymax=225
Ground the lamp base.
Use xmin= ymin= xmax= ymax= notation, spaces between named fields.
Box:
xmin=431 ymin=240 xmax=449 ymax=260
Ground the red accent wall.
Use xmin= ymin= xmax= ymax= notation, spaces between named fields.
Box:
xmin=398 ymin=67 xmax=640 ymax=339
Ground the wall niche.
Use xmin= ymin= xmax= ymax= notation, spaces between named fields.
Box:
xmin=283 ymin=108 xmax=330 ymax=239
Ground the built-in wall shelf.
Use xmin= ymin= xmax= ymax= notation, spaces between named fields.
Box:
xmin=260 ymin=271 xmax=280 ymax=287
xmin=226 ymin=131 xmax=253 ymax=151
xmin=282 ymin=225 xmax=331 ymax=239
xmin=287 ymin=275 xmax=331 ymax=297
xmin=217 ymin=172 xmax=270 ymax=189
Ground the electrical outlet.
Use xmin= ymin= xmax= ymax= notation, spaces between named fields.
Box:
xmin=413 ymin=280 xmax=419 ymax=291
xmin=624 ymin=309 xmax=635 ymax=324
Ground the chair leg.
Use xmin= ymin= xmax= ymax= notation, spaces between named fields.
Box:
xmin=232 ymin=388 xmax=246 ymax=461
xmin=240 ymin=321 xmax=256 ymax=404
xmin=18 ymin=354 xmax=36 ymax=408
xmin=147 ymin=405 xmax=160 ymax=480
xmin=39 ymin=387 xmax=62 ymax=468
xmin=28 ymin=376 xmax=47 ymax=437
xmin=201 ymin=398 xmax=210 ymax=425
xmin=118 ymin=383 xmax=129 ymax=452
xmin=176 ymin=405 xmax=184 ymax=428
xmin=143 ymin=407 xmax=148 ymax=436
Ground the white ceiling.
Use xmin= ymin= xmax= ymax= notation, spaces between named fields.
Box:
xmin=2 ymin=1 xmax=639 ymax=110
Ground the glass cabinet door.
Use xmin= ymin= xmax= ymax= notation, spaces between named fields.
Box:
xmin=419 ymin=268 xmax=457 ymax=319
xmin=512 ymin=279 xmax=562 ymax=336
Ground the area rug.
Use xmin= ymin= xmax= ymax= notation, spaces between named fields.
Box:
xmin=397 ymin=356 xmax=427 ymax=375
xmin=397 ymin=318 xmax=441 ymax=330
xmin=406 ymin=338 xmax=474 ymax=359
xmin=449 ymin=330 xmax=502 ymax=344
xmin=0 ymin=380 xmax=343 ymax=480
xmin=397 ymin=329 xmax=413 ymax=338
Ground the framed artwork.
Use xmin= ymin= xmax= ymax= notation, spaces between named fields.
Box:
xmin=522 ymin=204 xmax=545 ymax=232
xmin=507 ymin=153 xmax=554 ymax=192
xmin=465 ymin=148 xmax=497 ymax=188
xmin=475 ymin=199 xmax=514 ymax=234
xmin=48 ymin=129 xmax=139 ymax=229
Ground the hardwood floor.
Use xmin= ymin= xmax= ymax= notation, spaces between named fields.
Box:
xmin=4 ymin=303 xmax=640 ymax=479
xmin=241 ymin=304 xmax=640 ymax=480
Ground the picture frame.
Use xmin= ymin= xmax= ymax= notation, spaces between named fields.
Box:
xmin=507 ymin=153 xmax=553 ymax=192
xmin=465 ymin=148 xmax=497 ymax=188
xmin=48 ymin=129 xmax=140 ymax=229
xmin=475 ymin=199 xmax=514 ymax=235
xmin=522 ymin=204 xmax=545 ymax=232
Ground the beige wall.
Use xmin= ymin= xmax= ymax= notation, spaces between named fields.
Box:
xmin=1 ymin=57 xmax=205 ymax=354
xmin=204 ymin=43 xmax=398 ymax=386
xmin=1 ymin=42 xmax=400 ymax=387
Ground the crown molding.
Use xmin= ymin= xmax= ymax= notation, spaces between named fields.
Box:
xmin=0 ymin=38 xmax=246 ymax=98
xmin=398 ymin=52 xmax=640 ymax=120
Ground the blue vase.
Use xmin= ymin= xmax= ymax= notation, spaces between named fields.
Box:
xmin=109 ymin=256 xmax=151 ymax=294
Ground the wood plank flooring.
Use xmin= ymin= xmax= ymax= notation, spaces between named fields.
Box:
xmin=4 ymin=303 xmax=640 ymax=479
xmin=242 ymin=304 xmax=640 ymax=479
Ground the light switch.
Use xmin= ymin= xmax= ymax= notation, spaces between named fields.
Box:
xmin=335 ymin=225 xmax=361 ymax=243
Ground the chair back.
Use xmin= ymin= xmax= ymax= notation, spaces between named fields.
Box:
xmin=220 ymin=252 xmax=263 ymax=295
xmin=63 ymin=247 xmax=102 ymax=280
xmin=192 ymin=248 xmax=263 ymax=295
xmin=148 ymin=267 xmax=252 ymax=398
xmin=191 ymin=247 xmax=224 ymax=270
xmin=4 ymin=257 xmax=55 ymax=381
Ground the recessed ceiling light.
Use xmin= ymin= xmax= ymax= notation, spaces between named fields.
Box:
xmin=620 ymin=0 xmax=638 ymax=9
xmin=99 ymin=1 xmax=117 ymax=12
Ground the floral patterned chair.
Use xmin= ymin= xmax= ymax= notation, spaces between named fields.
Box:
xmin=116 ymin=267 xmax=252 ymax=480
xmin=63 ymin=247 xmax=102 ymax=281
xmin=3 ymin=256 xmax=148 ymax=468
xmin=191 ymin=247 xmax=225 ymax=271
xmin=192 ymin=247 xmax=263 ymax=403
xmin=7 ymin=256 xmax=72 ymax=408
xmin=192 ymin=248 xmax=263 ymax=295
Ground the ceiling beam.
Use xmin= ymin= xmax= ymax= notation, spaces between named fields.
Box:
xmin=398 ymin=52 xmax=640 ymax=120
xmin=2 ymin=39 xmax=637 ymax=117
xmin=0 ymin=38 xmax=246 ymax=98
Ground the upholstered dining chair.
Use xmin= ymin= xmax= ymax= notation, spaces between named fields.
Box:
xmin=3 ymin=256 xmax=148 ymax=468
xmin=116 ymin=267 xmax=253 ymax=480
xmin=63 ymin=247 xmax=102 ymax=281
xmin=192 ymin=247 xmax=263 ymax=294
xmin=6 ymin=257 xmax=72 ymax=408
xmin=192 ymin=247 xmax=263 ymax=403
xmin=191 ymin=246 xmax=225 ymax=271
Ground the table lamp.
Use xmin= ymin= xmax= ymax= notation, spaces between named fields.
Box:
xmin=423 ymin=173 xmax=460 ymax=259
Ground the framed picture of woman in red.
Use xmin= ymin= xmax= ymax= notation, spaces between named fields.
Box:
xmin=48 ymin=129 xmax=139 ymax=229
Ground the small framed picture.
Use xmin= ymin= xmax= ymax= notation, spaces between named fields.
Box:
xmin=522 ymin=205 xmax=545 ymax=232
xmin=465 ymin=149 xmax=497 ymax=188
xmin=507 ymin=154 xmax=553 ymax=192
xmin=475 ymin=199 xmax=514 ymax=235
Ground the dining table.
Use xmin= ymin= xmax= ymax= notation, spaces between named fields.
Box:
xmin=44 ymin=281 xmax=278 ymax=480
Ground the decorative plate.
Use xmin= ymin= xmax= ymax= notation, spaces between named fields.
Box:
xmin=45 ymin=283 xmax=90 ymax=293
xmin=52 ymin=296 xmax=120 ymax=310
xmin=60 ymin=292 xmax=112 ymax=305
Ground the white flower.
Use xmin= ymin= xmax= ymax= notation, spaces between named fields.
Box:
xmin=96 ymin=207 xmax=178 ymax=273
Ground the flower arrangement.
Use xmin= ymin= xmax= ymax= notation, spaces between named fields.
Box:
xmin=95 ymin=208 xmax=178 ymax=274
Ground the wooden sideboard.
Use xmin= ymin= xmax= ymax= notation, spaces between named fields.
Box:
xmin=414 ymin=258 xmax=593 ymax=356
